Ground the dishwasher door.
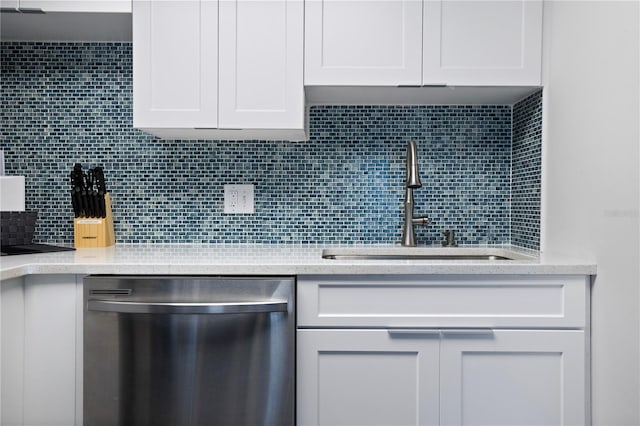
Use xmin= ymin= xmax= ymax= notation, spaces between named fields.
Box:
xmin=83 ymin=276 xmax=294 ymax=426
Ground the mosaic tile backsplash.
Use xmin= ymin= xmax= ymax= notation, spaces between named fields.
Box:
xmin=512 ymin=90 xmax=542 ymax=250
xmin=1 ymin=42 xmax=541 ymax=248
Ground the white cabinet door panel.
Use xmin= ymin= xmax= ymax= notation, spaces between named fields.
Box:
xmin=297 ymin=275 xmax=587 ymax=329
xmin=1 ymin=275 xmax=82 ymax=426
xmin=1 ymin=277 xmax=25 ymax=425
xmin=133 ymin=0 xmax=218 ymax=128
xmin=298 ymin=329 xmax=439 ymax=426
xmin=423 ymin=0 xmax=543 ymax=85
xmin=440 ymin=330 xmax=586 ymax=426
xmin=305 ymin=0 xmax=423 ymax=85
xmin=23 ymin=275 xmax=78 ymax=426
xmin=219 ymin=0 xmax=304 ymax=129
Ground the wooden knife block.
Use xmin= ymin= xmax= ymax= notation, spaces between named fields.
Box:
xmin=74 ymin=193 xmax=115 ymax=248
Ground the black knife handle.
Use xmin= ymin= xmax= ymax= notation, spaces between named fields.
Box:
xmin=89 ymin=193 xmax=97 ymax=217
xmin=97 ymin=192 xmax=106 ymax=218
xmin=93 ymin=166 xmax=108 ymax=218
xmin=80 ymin=190 xmax=89 ymax=218
xmin=94 ymin=166 xmax=107 ymax=193
xmin=70 ymin=165 xmax=84 ymax=217
xmin=91 ymin=190 xmax=100 ymax=218
xmin=71 ymin=189 xmax=81 ymax=218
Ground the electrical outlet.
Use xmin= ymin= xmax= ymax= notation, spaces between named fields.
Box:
xmin=224 ymin=184 xmax=255 ymax=214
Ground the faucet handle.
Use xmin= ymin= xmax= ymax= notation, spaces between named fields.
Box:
xmin=412 ymin=217 xmax=430 ymax=227
xmin=442 ymin=230 xmax=457 ymax=247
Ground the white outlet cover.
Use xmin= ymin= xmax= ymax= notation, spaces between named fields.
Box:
xmin=224 ymin=184 xmax=255 ymax=214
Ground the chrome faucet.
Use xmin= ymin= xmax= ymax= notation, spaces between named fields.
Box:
xmin=401 ymin=140 xmax=430 ymax=246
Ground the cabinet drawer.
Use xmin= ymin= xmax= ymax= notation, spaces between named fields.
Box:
xmin=297 ymin=275 xmax=588 ymax=328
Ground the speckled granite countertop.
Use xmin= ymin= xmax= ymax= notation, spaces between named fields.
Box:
xmin=0 ymin=244 xmax=597 ymax=281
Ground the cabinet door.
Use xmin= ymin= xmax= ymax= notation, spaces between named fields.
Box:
xmin=0 ymin=0 xmax=19 ymax=9
xmin=17 ymin=0 xmax=130 ymax=12
xmin=23 ymin=275 xmax=79 ymax=426
xmin=440 ymin=330 xmax=586 ymax=426
xmin=219 ymin=0 xmax=304 ymax=129
xmin=133 ymin=0 xmax=218 ymax=128
xmin=1 ymin=277 xmax=25 ymax=425
xmin=1 ymin=275 xmax=79 ymax=426
xmin=297 ymin=329 xmax=439 ymax=426
xmin=304 ymin=0 xmax=423 ymax=85
xmin=423 ymin=0 xmax=543 ymax=85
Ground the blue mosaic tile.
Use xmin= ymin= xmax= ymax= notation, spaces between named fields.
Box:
xmin=1 ymin=42 xmax=539 ymax=247
xmin=512 ymin=90 xmax=542 ymax=250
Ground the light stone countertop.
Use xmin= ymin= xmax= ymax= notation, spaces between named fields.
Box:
xmin=0 ymin=244 xmax=597 ymax=281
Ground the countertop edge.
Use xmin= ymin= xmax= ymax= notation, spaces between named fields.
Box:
xmin=0 ymin=244 xmax=598 ymax=281
xmin=1 ymin=262 xmax=597 ymax=281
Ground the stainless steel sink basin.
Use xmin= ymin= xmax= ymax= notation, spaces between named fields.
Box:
xmin=321 ymin=247 xmax=534 ymax=261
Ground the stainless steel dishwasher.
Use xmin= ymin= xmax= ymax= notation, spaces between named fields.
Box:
xmin=83 ymin=276 xmax=294 ymax=426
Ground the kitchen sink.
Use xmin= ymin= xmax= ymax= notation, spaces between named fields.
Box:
xmin=321 ymin=247 xmax=534 ymax=261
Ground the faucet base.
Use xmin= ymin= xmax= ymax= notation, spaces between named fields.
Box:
xmin=400 ymin=186 xmax=429 ymax=247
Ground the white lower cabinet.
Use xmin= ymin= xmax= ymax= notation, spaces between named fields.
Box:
xmin=1 ymin=274 xmax=83 ymax=426
xmin=297 ymin=275 xmax=590 ymax=426
xmin=0 ymin=273 xmax=589 ymax=426
xmin=439 ymin=329 xmax=585 ymax=426
xmin=297 ymin=329 xmax=440 ymax=426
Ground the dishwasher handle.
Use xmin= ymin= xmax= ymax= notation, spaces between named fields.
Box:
xmin=88 ymin=299 xmax=288 ymax=315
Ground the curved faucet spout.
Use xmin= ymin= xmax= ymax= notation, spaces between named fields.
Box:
xmin=406 ymin=140 xmax=422 ymax=189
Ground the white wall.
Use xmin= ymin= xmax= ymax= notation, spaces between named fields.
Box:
xmin=542 ymin=1 xmax=640 ymax=424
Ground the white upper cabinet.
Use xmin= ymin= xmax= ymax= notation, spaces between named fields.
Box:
xmin=0 ymin=0 xmax=132 ymax=41
xmin=304 ymin=0 xmax=543 ymax=87
xmin=304 ymin=0 xmax=423 ymax=85
xmin=13 ymin=0 xmax=131 ymax=12
xmin=133 ymin=0 xmax=218 ymax=129
xmin=423 ymin=0 xmax=543 ymax=85
xmin=133 ymin=0 xmax=306 ymax=140
xmin=219 ymin=0 xmax=304 ymax=129
xmin=0 ymin=0 xmax=19 ymax=9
